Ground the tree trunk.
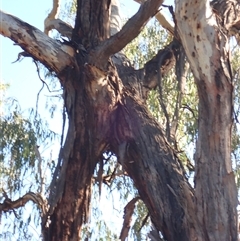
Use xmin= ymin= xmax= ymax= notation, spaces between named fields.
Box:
xmin=109 ymin=93 xmax=199 ymax=240
xmin=176 ymin=0 xmax=238 ymax=240
xmin=43 ymin=1 xmax=112 ymax=239
xmin=0 ymin=0 xmax=239 ymax=240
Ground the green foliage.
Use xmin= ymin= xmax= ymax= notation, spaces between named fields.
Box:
xmin=123 ymin=19 xmax=198 ymax=168
xmin=123 ymin=19 xmax=172 ymax=68
xmin=0 ymin=110 xmax=37 ymax=191
xmin=0 ymin=96 xmax=59 ymax=240
xmin=131 ymin=200 xmax=150 ymax=241
xmin=231 ymin=42 xmax=240 ymax=191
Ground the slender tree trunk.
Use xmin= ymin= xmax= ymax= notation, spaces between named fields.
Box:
xmin=44 ymin=74 xmax=98 ymax=240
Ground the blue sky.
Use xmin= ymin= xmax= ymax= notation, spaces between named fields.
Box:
xmin=0 ymin=0 xmax=175 ymax=168
xmin=0 ymin=0 xmax=138 ymax=115
xmin=0 ymin=0 xmax=174 ymax=115
xmin=1 ymin=0 xmax=52 ymax=98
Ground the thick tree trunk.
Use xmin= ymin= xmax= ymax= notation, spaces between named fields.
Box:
xmin=109 ymin=93 xmax=199 ymax=240
xmin=1 ymin=0 xmax=239 ymax=240
xmin=43 ymin=1 xmax=122 ymax=240
xmin=176 ymin=0 xmax=238 ymax=240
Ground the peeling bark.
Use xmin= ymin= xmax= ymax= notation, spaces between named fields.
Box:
xmin=176 ymin=0 xmax=238 ymax=240
xmin=0 ymin=192 xmax=47 ymax=216
xmin=1 ymin=0 xmax=239 ymax=240
xmin=0 ymin=10 xmax=75 ymax=74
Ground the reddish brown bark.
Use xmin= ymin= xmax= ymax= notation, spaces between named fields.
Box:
xmin=0 ymin=0 xmax=239 ymax=241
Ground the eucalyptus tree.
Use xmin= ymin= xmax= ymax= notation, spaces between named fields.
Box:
xmin=0 ymin=0 xmax=240 ymax=240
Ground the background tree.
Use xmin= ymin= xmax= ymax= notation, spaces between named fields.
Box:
xmin=0 ymin=0 xmax=240 ymax=240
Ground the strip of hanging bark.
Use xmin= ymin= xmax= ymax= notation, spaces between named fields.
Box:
xmin=138 ymin=212 xmax=150 ymax=232
xmin=91 ymin=0 xmax=164 ymax=65
xmin=211 ymin=0 xmax=240 ymax=44
xmin=148 ymin=225 xmax=164 ymax=241
xmin=119 ymin=196 xmax=140 ymax=241
xmin=97 ymin=158 xmax=104 ymax=197
xmin=0 ymin=191 xmax=47 ymax=216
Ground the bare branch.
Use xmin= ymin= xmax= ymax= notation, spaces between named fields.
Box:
xmin=0 ymin=10 xmax=75 ymax=75
xmin=91 ymin=0 xmax=164 ymax=65
xmin=119 ymin=197 xmax=140 ymax=241
xmin=45 ymin=19 xmax=73 ymax=39
xmin=44 ymin=0 xmax=61 ymax=35
xmin=0 ymin=192 xmax=48 ymax=216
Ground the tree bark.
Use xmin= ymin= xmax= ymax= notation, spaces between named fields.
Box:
xmin=109 ymin=93 xmax=199 ymax=240
xmin=0 ymin=11 xmax=75 ymax=73
xmin=176 ymin=0 xmax=238 ymax=240
xmin=0 ymin=0 xmax=239 ymax=240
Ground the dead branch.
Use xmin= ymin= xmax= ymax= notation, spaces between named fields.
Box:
xmin=0 ymin=191 xmax=48 ymax=216
xmin=119 ymin=196 xmax=140 ymax=241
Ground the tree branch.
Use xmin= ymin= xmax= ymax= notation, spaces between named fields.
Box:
xmin=44 ymin=0 xmax=61 ymax=36
xmin=114 ymin=40 xmax=176 ymax=102
xmin=134 ymin=0 xmax=174 ymax=36
xmin=0 ymin=191 xmax=48 ymax=216
xmin=110 ymin=94 xmax=197 ymax=239
xmin=91 ymin=0 xmax=164 ymax=65
xmin=45 ymin=19 xmax=73 ymax=39
xmin=119 ymin=197 xmax=140 ymax=241
xmin=0 ymin=10 xmax=75 ymax=75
